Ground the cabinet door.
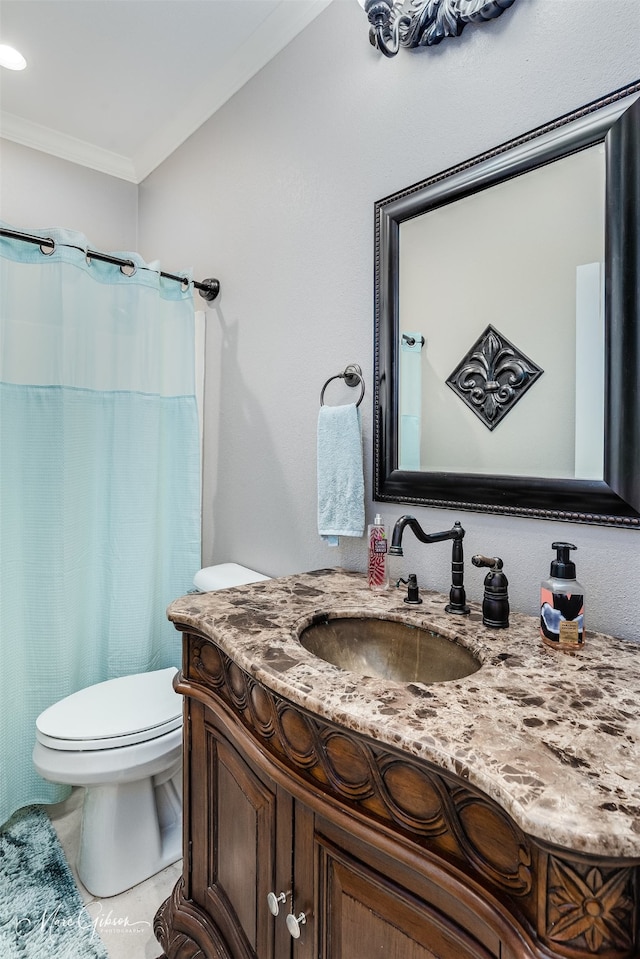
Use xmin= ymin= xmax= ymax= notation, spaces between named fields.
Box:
xmin=314 ymin=833 xmax=498 ymax=959
xmin=189 ymin=700 xmax=283 ymax=959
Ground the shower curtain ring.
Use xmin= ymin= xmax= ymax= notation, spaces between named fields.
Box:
xmin=39 ymin=238 xmax=56 ymax=256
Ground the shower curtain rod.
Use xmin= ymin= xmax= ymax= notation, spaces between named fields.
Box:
xmin=0 ymin=227 xmax=220 ymax=302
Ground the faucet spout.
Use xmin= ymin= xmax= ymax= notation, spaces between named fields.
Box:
xmin=389 ymin=515 xmax=469 ymax=615
xmin=389 ymin=515 xmax=464 ymax=554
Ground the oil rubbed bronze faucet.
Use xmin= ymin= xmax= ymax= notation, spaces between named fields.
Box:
xmin=389 ymin=516 xmax=470 ymax=615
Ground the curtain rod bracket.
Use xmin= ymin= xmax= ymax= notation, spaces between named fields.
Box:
xmin=196 ymin=278 xmax=220 ymax=302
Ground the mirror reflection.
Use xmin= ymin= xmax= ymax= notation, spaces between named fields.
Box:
xmin=398 ymin=145 xmax=605 ymax=480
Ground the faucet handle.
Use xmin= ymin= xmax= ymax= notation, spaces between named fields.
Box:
xmin=471 ymin=555 xmax=503 ymax=571
xmin=472 ymin=555 xmax=509 ymax=628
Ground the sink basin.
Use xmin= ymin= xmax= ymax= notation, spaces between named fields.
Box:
xmin=298 ymin=616 xmax=481 ymax=684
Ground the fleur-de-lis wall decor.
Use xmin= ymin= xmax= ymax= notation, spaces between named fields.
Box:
xmin=446 ymin=324 xmax=543 ymax=430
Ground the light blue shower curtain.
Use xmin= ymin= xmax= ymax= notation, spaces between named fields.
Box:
xmin=0 ymin=225 xmax=201 ymax=825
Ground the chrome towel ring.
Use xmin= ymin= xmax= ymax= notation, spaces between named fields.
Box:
xmin=320 ymin=364 xmax=365 ymax=408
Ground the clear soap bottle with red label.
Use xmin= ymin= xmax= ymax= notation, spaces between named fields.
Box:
xmin=540 ymin=542 xmax=585 ymax=652
xmin=368 ymin=514 xmax=389 ymax=591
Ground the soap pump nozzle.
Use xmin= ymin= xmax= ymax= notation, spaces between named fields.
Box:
xmin=550 ymin=542 xmax=577 ymax=579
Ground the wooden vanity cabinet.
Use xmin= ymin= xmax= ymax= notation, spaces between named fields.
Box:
xmin=163 ymin=697 xmax=496 ymax=959
xmin=155 ymin=629 xmax=640 ymax=959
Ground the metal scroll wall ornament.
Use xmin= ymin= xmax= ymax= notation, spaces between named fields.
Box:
xmin=358 ymin=0 xmax=516 ymax=58
xmin=446 ymin=324 xmax=543 ymax=431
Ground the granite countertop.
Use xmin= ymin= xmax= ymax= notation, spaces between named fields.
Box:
xmin=167 ymin=568 xmax=640 ymax=860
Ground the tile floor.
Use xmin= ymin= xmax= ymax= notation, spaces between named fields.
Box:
xmin=48 ymin=788 xmax=182 ymax=959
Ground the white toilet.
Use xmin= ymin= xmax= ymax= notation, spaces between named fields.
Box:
xmin=33 ymin=563 xmax=269 ymax=898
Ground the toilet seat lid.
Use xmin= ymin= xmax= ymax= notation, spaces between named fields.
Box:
xmin=35 ymin=667 xmax=182 ymax=751
xmin=193 ymin=563 xmax=270 ymax=592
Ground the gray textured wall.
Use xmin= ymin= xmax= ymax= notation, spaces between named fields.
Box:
xmin=138 ymin=0 xmax=640 ymax=641
xmin=0 ymin=139 xmax=138 ymax=250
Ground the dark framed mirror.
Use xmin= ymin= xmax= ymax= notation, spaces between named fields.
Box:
xmin=373 ymin=80 xmax=640 ymax=528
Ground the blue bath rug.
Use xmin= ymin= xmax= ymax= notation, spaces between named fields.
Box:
xmin=0 ymin=805 xmax=109 ymax=958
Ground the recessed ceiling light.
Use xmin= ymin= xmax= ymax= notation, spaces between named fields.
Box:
xmin=0 ymin=44 xmax=27 ymax=71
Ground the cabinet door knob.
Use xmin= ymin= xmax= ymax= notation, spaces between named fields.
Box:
xmin=267 ymin=891 xmax=288 ymax=917
xmin=286 ymin=911 xmax=308 ymax=938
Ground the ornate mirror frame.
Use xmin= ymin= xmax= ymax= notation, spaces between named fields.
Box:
xmin=373 ymin=81 xmax=640 ymax=528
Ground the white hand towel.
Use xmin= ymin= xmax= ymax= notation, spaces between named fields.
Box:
xmin=317 ymin=403 xmax=365 ymax=546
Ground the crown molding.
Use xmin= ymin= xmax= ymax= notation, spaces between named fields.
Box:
xmin=0 ymin=113 xmax=137 ymax=182
xmin=0 ymin=0 xmax=333 ymax=184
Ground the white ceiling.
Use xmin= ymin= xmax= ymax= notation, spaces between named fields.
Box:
xmin=0 ymin=0 xmax=332 ymax=183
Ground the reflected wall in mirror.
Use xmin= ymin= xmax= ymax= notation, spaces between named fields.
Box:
xmin=374 ymin=81 xmax=640 ymax=528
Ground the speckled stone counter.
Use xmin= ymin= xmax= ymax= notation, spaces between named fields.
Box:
xmin=167 ymin=568 xmax=640 ymax=860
